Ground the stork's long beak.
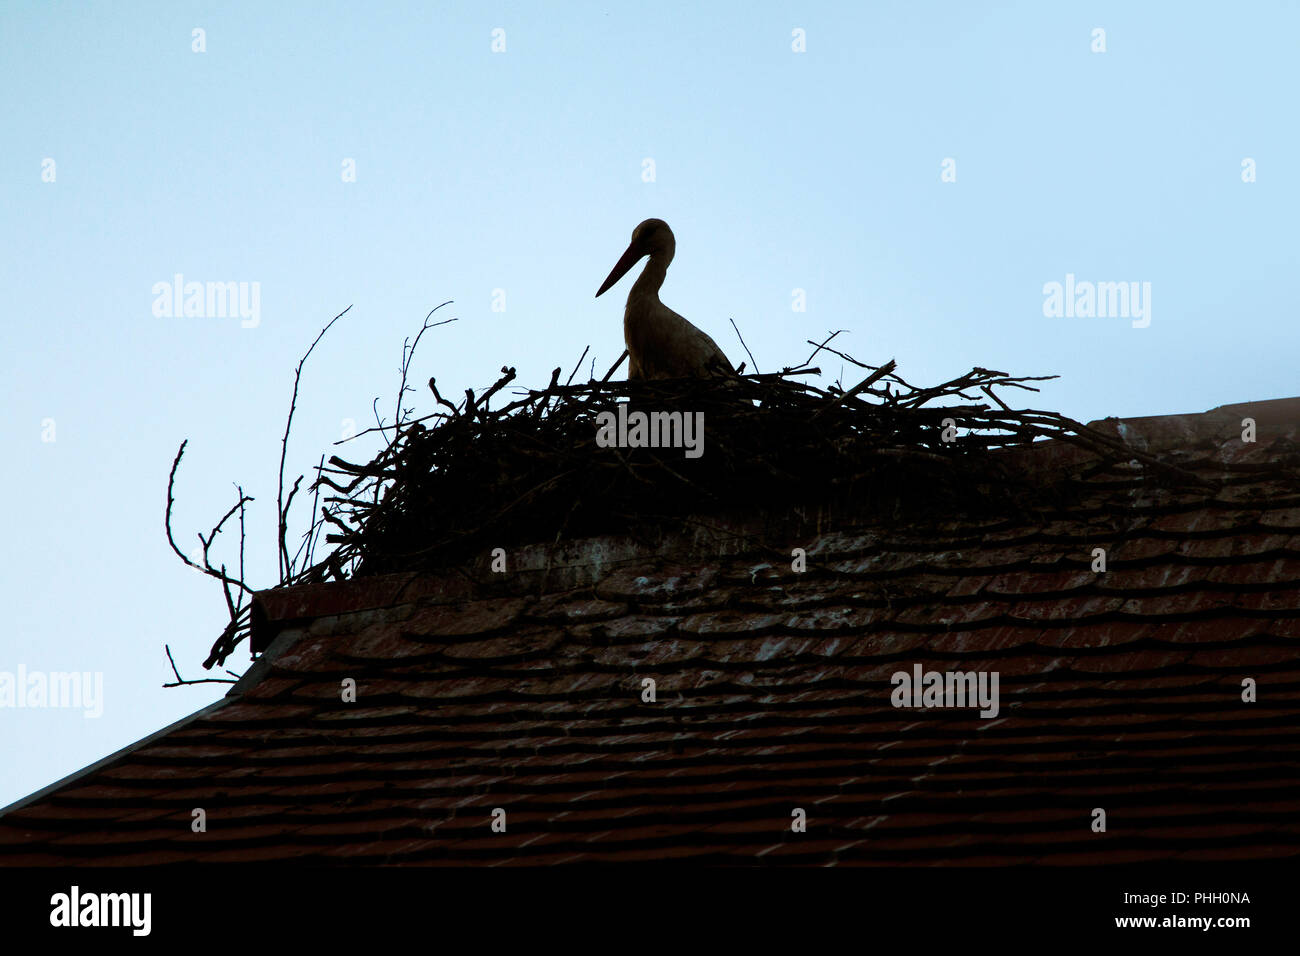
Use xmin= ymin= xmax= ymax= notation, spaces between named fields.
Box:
xmin=595 ymin=241 xmax=645 ymax=297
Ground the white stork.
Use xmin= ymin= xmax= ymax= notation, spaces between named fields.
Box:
xmin=595 ymin=219 xmax=735 ymax=380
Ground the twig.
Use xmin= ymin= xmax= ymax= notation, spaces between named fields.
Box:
xmin=565 ymin=346 xmax=590 ymax=387
xmin=164 ymin=643 xmax=238 ymax=687
xmin=278 ymin=305 xmax=352 ymax=582
xmin=395 ymin=302 xmax=457 ymax=438
xmin=800 ymin=330 xmax=847 ymax=369
xmin=729 ymin=318 xmax=759 ymax=373
xmin=811 ymin=359 xmax=898 ymax=421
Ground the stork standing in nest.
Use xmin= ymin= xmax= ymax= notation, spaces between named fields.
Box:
xmin=596 ymin=219 xmax=736 ymax=380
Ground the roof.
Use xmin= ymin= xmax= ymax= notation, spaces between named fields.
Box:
xmin=3 ymin=397 xmax=1300 ymax=864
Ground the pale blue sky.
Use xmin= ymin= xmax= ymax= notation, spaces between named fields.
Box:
xmin=2 ymin=0 xmax=1296 ymax=809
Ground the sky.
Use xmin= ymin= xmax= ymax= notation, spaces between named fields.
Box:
xmin=2 ymin=0 xmax=1297 ymax=810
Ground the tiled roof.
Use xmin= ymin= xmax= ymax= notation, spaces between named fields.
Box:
xmin=3 ymin=397 xmax=1300 ymax=864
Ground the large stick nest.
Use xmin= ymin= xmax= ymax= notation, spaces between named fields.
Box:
xmin=312 ymin=347 xmax=1207 ymax=578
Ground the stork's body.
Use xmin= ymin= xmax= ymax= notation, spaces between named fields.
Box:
xmin=596 ymin=219 xmax=734 ymax=380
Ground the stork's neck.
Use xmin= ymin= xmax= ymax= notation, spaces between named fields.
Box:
xmin=630 ymin=249 xmax=673 ymax=302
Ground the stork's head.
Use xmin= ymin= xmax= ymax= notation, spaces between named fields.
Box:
xmin=595 ymin=218 xmax=676 ymax=297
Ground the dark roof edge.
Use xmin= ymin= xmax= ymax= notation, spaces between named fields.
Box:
xmin=230 ymin=627 xmax=307 ymax=696
xmin=0 ymin=619 xmax=316 ymax=819
xmin=249 ymin=572 xmax=430 ymax=653
xmin=1203 ymin=395 xmax=1300 ymax=425
xmin=0 ymin=698 xmax=229 ymax=818
xmin=1089 ymin=395 xmax=1300 ymax=436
